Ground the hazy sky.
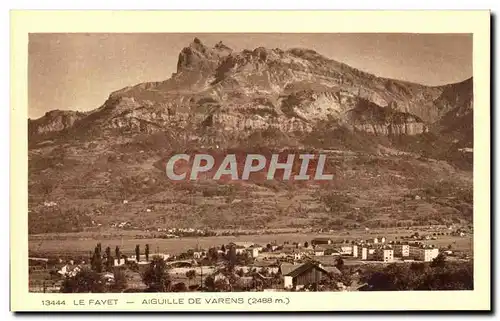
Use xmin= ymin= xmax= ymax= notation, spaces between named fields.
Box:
xmin=28 ymin=33 xmax=472 ymax=119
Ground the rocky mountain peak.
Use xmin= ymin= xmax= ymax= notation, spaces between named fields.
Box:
xmin=176 ymin=38 xmax=233 ymax=73
xmin=29 ymin=39 xmax=473 ymax=150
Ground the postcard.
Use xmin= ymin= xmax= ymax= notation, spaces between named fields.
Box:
xmin=10 ymin=10 xmax=491 ymax=312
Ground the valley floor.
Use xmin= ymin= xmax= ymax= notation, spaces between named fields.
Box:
xmin=29 ymin=227 xmax=473 ymax=258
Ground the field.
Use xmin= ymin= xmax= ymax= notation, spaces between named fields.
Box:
xmin=29 ymin=227 xmax=473 ymax=258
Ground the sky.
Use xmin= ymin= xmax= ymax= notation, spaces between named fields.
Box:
xmin=28 ymin=33 xmax=472 ymax=119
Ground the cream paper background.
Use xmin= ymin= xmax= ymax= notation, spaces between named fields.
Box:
xmin=10 ymin=10 xmax=490 ymax=311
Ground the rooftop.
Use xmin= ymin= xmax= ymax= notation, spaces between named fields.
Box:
xmin=285 ymin=262 xmax=331 ymax=278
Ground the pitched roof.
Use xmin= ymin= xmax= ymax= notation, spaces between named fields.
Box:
xmin=285 ymin=262 xmax=330 ymax=278
xmin=231 ymin=242 xmax=254 ymax=248
xmin=312 ymin=238 xmax=332 ymax=242
xmin=280 ymin=263 xmax=300 ymax=276
xmin=323 ymin=266 xmax=342 ymax=275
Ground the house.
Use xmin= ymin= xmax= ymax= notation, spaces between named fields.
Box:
xmin=283 ymin=262 xmax=333 ymax=290
xmin=248 ymin=247 xmax=259 ymax=258
xmin=380 ymin=237 xmax=386 ymax=243
xmin=339 ymin=245 xmax=353 ymax=255
xmin=234 ymin=246 xmax=246 ymax=255
xmin=250 ymin=244 xmax=264 ymax=252
xmin=352 ymin=245 xmax=358 ymax=258
xmin=231 ymin=242 xmax=254 ymax=249
xmin=412 ymin=246 xmax=439 ymax=262
xmin=57 ymin=264 xmax=81 ymax=277
xmin=314 ymin=247 xmax=325 ymax=256
xmin=394 ymin=243 xmax=410 ymax=257
xmin=311 ymin=238 xmax=332 ymax=246
xmin=252 ymin=272 xmax=274 ymax=289
xmin=376 ymin=247 xmax=394 ymax=262
xmin=282 ymin=247 xmax=312 ymax=260
xmin=361 ymin=247 xmax=368 ymax=260
xmin=102 ymin=272 xmax=115 ymax=283
xmin=155 ymin=253 xmax=171 ymax=261
xmin=324 ymin=248 xmax=341 ymax=256
xmin=117 ymin=221 xmax=131 ymax=228
xmin=193 ymin=250 xmax=205 ymax=259
xmin=113 ymin=258 xmax=126 ymax=266
xmin=373 ymin=237 xmax=379 ymax=244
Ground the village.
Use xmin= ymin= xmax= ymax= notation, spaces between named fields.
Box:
xmin=28 ymin=228 xmax=471 ymax=293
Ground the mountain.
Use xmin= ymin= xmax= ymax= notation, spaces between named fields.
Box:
xmin=28 ymin=38 xmax=473 ymax=234
xmin=30 ymin=38 xmax=472 ymax=143
xmin=29 ymin=110 xmax=87 ymax=136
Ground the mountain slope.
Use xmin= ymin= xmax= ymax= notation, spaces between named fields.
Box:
xmin=27 ymin=38 xmax=474 ymax=234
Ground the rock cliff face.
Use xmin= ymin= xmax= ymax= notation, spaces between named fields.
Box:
xmin=28 ymin=110 xmax=86 ymax=136
xmin=29 ymin=38 xmax=473 ymax=143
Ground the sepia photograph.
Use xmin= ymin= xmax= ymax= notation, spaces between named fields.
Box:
xmin=27 ymin=32 xmax=475 ymax=294
xmin=10 ymin=10 xmax=490 ymax=312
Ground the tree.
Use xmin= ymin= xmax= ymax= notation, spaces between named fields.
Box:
xmin=105 ymin=247 xmax=113 ymax=271
xmin=115 ymin=246 xmax=121 ymax=260
xmin=172 ymin=282 xmax=188 ymax=292
xmin=207 ymin=247 xmax=219 ymax=263
xmin=236 ymin=252 xmax=254 ymax=266
xmin=447 ymin=244 xmax=453 ymax=250
xmin=227 ymin=246 xmax=237 ymax=271
xmin=252 ymin=276 xmax=264 ymax=291
xmin=335 ymin=257 xmax=345 ymax=270
xmin=106 ymin=253 xmax=114 ymax=271
xmin=221 ymin=245 xmax=226 ymax=253
xmin=91 ymin=246 xmax=102 ymax=273
xmin=60 ymin=269 xmax=105 ymax=293
xmin=135 ymin=245 xmax=140 ymax=262
xmin=145 ymin=244 xmax=150 ymax=262
xmin=204 ymin=275 xmax=215 ymax=291
xmin=304 ymin=241 xmax=309 ymax=248
xmin=236 ymin=268 xmax=245 ymax=277
xmin=360 ymin=261 xmax=473 ymax=291
xmin=126 ymin=260 xmax=139 ymax=273
xmin=186 ymin=270 xmax=196 ymax=286
xmin=110 ymin=268 xmax=128 ymax=292
xmin=431 ymin=253 xmax=447 ymax=268
xmin=214 ymin=279 xmax=230 ymax=292
xmin=142 ymin=256 xmax=171 ymax=292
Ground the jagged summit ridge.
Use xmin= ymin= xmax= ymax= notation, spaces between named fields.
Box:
xmin=176 ymin=38 xmax=233 ymax=73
